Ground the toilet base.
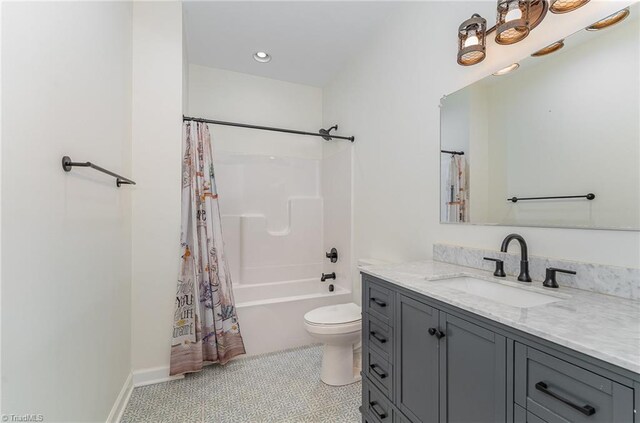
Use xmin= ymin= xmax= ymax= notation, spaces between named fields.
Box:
xmin=320 ymin=343 xmax=361 ymax=386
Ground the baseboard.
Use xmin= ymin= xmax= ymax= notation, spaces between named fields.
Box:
xmin=132 ymin=366 xmax=184 ymax=387
xmin=106 ymin=372 xmax=133 ymax=423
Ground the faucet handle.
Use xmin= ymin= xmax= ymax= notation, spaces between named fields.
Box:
xmin=483 ymin=257 xmax=506 ymax=277
xmin=543 ymin=267 xmax=576 ymax=288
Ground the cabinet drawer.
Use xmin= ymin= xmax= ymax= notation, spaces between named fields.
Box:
xmin=515 ymin=404 xmax=548 ymax=423
xmin=365 ymin=348 xmax=393 ymax=398
xmin=515 ymin=344 xmax=634 ymax=423
xmin=363 ymin=379 xmax=394 ymax=423
xmin=514 ymin=404 xmax=527 ymax=423
xmin=364 ymin=279 xmax=394 ymax=325
xmin=365 ymin=314 xmax=393 ymax=360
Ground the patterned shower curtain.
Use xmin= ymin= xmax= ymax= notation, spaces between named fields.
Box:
xmin=170 ymin=121 xmax=245 ymax=376
xmin=446 ymin=154 xmax=469 ymax=223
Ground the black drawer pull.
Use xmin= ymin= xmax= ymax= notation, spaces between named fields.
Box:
xmin=370 ymin=331 xmax=387 ymax=344
xmin=369 ymin=401 xmax=388 ymax=419
xmin=535 ymin=382 xmax=596 ymax=416
xmin=428 ymin=327 xmax=446 ymax=339
xmin=371 ymin=297 xmax=387 ymax=307
xmin=369 ymin=364 xmax=388 ymax=379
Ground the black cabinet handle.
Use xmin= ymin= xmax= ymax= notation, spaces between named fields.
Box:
xmin=369 ymin=364 xmax=388 ymax=379
xmin=428 ymin=327 xmax=446 ymax=339
xmin=535 ymin=382 xmax=596 ymax=416
xmin=371 ymin=297 xmax=387 ymax=307
xmin=370 ymin=331 xmax=387 ymax=344
xmin=369 ymin=401 xmax=387 ymax=419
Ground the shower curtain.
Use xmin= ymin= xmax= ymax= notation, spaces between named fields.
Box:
xmin=170 ymin=121 xmax=245 ymax=376
xmin=446 ymin=154 xmax=469 ymax=223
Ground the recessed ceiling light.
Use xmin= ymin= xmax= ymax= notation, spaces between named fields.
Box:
xmin=253 ymin=51 xmax=271 ymax=63
xmin=531 ymin=40 xmax=565 ymax=57
xmin=586 ymin=8 xmax=630 ymax=31
xmin=493 ymin=63 xmax=520 ymax=76
xmin=550 ymin=0 xmax=589 ymax=14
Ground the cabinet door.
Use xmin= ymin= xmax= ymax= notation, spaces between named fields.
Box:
xmin=394 ymin=294 xmax=440 ymax=423
xmin=440 ymin=313 xmax=507 ymax=423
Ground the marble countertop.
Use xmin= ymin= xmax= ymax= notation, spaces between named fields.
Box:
xmin=361 ymin=260 xmax=640 ymax=375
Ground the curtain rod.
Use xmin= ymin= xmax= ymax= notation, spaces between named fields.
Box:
xmin=183 ymin=116 xmax=355 ymax=142
xmin=441 ymin=150 xmax=464 ymax=155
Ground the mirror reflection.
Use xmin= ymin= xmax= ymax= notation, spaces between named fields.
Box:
xmin=440 ymin=4 xmax=639 ymax=230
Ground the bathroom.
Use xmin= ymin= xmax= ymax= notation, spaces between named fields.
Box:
xmin=1 ymin=1 xmax=638 ymax=422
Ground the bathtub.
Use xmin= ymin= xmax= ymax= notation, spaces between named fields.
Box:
xmin=234 ymin=278 xmax=353 ymax=356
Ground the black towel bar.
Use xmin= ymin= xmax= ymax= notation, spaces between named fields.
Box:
xmin=61 ymin=156 xmax=136 ymax=187
xmin=508 ymin=193 xmax=595 ymax=203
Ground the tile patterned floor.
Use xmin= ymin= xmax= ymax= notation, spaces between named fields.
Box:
xmin=122 ymin=345 xmax=362 ymax=423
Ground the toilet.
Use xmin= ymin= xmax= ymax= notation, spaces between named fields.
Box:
xmin=304 ymin=302 xmax=362 ymax=386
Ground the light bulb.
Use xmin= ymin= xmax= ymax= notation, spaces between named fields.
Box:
xmin=505 ymin=7 xmax=522 ymax=21
xmin=464 ymin=34 xmax=479 ymax=48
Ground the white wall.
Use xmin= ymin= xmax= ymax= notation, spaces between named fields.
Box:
xmin=1 ymin=2 xmax=133 ymax=421
xmin=189 ymin=65 xmax=323 ymax=159
xmin=130 ymin=2 xmax=183 ymax=379
xmin=322 ymin=0 xmax=640 ymax=304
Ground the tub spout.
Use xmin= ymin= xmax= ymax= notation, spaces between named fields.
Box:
xmin=321 ymin=272 xmax=336 ymax=282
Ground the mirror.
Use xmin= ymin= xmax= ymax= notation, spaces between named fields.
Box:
xmin=440 ymin=4 xmax=639 ymax=231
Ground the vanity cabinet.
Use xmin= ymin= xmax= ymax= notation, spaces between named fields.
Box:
xmin=361 ymin=274 xmax=637 ymax=423
xmin=394 ymin=294 xmax=439 ymax=423
xmin=440 ymin=313 xmax=507 ymax=423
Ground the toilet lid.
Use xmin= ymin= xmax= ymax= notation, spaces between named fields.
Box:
xmin=304 ymin=303 xmax=361 ymax=325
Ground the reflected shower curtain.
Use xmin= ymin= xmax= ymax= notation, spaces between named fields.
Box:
xmin=170 ymin=121 xmax=245 ymax=376
xmin=446 ymin=154 xmax=469 ymax=223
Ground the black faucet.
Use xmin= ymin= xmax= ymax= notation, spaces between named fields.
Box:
xmin=321 ymin=272 xmax=336 ymax=282
xmin=500 ymin=234 xmax=532 ymax=282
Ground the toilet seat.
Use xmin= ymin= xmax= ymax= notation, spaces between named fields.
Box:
xmin=304 ymin=303 xmax=362 ymax=335
xmin=304 ymin=303 xmax=361 ymax=325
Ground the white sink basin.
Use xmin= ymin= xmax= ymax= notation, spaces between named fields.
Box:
xmin=433 ymin=277 xmax=563 ymax=308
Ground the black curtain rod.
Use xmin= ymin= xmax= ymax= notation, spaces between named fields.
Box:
xmin=183 ymin=116 xmax=355 ymax=142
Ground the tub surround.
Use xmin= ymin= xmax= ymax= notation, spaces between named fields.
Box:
xmin=360 ymin=260 xmax=640 ymax=374
xmin=434 ymin=243 xmax=640 ymax=300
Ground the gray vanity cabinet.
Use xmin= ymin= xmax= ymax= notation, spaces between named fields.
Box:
xmin=440 ymin=313 xmax=507 ymax=423
xmin=394 ymin=294 xmax=440 ymax=423
xmin=361 ymin=274 xmax=637 ymax=423
xmin=393 ymin=294 xmax=507 ymax=423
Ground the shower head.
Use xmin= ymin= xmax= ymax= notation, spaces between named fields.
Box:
xmin=319 ymin=125 xmax=339 ymax=141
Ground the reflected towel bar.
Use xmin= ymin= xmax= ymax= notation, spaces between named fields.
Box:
xmin=61 ymin=156 xmax=136 ymax=187
xmin=508 ymin=193 xmax=595 ymax=203
xmin=441 ymin=150 xmax=464 ymax=155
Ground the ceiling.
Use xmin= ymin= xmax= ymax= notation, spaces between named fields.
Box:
xmin=183 ymin=1 xmax=408 ymax=87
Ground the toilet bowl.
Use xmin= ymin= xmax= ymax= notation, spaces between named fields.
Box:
xmin=304 ymin=302 xmax=362 ymax=386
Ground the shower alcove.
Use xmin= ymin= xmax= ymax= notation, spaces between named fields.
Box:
xmin=187 ymin=65 xmax=353 ymax=355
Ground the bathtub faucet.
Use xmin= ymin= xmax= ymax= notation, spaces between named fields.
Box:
xmin=321 ymin=272 xmax=336 ymax=282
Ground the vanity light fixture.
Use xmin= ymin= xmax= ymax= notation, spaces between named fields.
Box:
xmin=531 ymin=39 xmax=564 ymax=57
xmin=496 ymin=0 xmax=531 ymax=45
xmin=253 ymin=51 xmax=271 ymax=63
xmin=550 ymin=0 xmax=589 ymax=14
xmin=586 ymin=8 xmax=630 ymax=31
xmin=493 ymin=63 xmax=520 ymax=76
xmin=457 ymin=14 xmax=487 ymax=66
